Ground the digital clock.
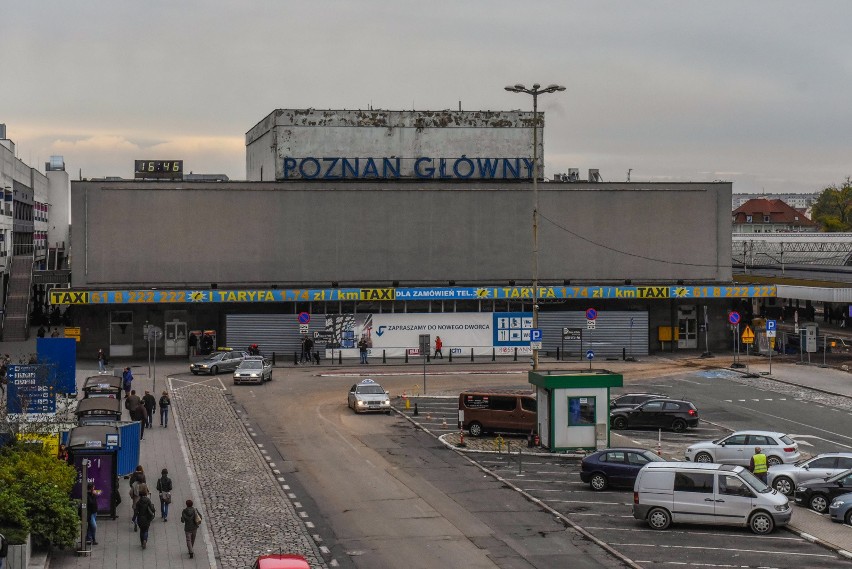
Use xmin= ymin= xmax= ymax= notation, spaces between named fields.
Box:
xmin=134 ymin=160 xmax=184 ymax=179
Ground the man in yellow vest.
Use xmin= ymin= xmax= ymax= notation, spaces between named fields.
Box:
xmin=750 ymin=446 xmax=768 ymax=483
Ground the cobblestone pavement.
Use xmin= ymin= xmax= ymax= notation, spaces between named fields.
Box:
xmin=170 ymin=377 xmax=328 ymax=569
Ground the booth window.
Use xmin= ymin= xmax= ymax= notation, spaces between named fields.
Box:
xmin=567 ymin=396 xmax=596 ymax=426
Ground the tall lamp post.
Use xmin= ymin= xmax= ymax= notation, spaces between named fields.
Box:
xmin=505 ymin=83 xmax=565 ymax=371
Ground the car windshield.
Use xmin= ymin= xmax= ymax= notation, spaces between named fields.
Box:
xmin=738 ymin=469 xmax=772 ymax=493
xmin=357 ymin=385 xmax=385 ymax=395
xmin=209 ymin=353 xmax=225 ymax=361
xmin=241 ymin=361 xmax=263 ymax=370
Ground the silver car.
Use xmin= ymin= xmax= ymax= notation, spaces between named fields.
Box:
xmin=685 ymin=430 xmax=801 ymax=466
xmin=233 ymin=357 xmax=273 ymax=385
xmin=768 ymin=453 xmax=852 ymax=496
xmin=190 ymin=350 xmax=246 ymax=375
xmin=347 ymin=378 xmax=391 ymax=414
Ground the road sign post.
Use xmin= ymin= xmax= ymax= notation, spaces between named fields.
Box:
xmin=586 ymin=349 xmax=595 ymax=370
xmin=766 ymin=320 xmax=776 ymax=374
xmin=728 ymin=312 xmax=744 ymax=368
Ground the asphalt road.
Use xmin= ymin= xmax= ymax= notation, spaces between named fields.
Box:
xmin=227 ymin=368 xmax=620 ymax=569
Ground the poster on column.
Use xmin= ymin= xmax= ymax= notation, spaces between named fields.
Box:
xmin=323 ymin=312 xmax=533 ymax=359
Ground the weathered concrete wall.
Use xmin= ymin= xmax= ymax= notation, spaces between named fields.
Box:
xmin=245 ymin=109 xmax=541 ymax=181
xmin=70 ymin=180 xmax=732 ymax=288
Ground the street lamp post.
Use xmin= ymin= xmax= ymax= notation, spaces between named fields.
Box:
xmin=505 ymin=83 xmax=565 ymax=370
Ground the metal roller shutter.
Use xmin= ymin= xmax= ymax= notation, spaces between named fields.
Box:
xmin=225 ymin=314 xmax=317 ymax=358
xmin=538 ymin=311 xmax=648 ymax=358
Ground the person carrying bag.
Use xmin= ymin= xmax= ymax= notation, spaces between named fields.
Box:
xmin=156 ymin=468 xmax=173 ymax=521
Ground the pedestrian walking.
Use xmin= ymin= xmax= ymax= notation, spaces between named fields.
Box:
xmin=130 ymin=404 xmax=148 ymax=440
xmin=122 ymin=367 xmax=134 ymax=397
xmin=156 ymin=468 xmax=173 ymax=521
xmin=97 ymin=348 xmax=106 ymax=373
xmin=129 ymin=471 xmax=146 ymax=531
xmin=142 ymin=390 xmax=156 ymax=429
xmin=37 ymin=326 xmax=46 ymax=338
xmin=358 ymin=337 xmax=369 ymax=364
xmin=134 ymin=488 xmax=156 ymax=548
xmin=57 ymin=444 xmax=69 ymax=462
xmin=50 ymin=328 xmax=60 ymax=338
xmin=159 ymin=390 xmax=171 ymax=427
xmin=84 ymin=483 xmax=99 ymax=545
xmin=125 ymin=389 xmax=142 ymax=413
xmin=180 ymin=499 xmax=203 ymax=558
xmin=434 ymin=336 xmax=443 ymax=359
xmin=749 ymin=446 xmax=768 ymax=484
xmin=188 ymin=332 xmax=198 ymax=356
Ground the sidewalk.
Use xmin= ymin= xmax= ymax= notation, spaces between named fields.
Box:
xmin=47 ymin=363 xmax=217 ymax=569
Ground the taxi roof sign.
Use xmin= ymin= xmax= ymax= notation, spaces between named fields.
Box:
xmin=359 ymin=378 xmax=377 ymax=384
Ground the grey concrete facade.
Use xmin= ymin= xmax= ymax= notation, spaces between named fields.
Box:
xmin=70 ymin=180 xmax=732 ymax=288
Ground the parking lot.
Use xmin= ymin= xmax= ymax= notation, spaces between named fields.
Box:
xmin=394 ymin=395 xmax=852 ymax=569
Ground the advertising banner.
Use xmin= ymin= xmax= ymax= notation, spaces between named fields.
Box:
xmin=6 ymin=365 xmax=56 ymax=414
xmin=72 ymin=453 xmax=115 ymax=513
xmin=322 ymin=312 xmax=533 ymax=358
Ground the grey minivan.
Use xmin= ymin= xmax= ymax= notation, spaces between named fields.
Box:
xmin=633 ymin=462 xmax=791 ymax=534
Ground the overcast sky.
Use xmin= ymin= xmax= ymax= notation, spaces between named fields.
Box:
xmin=2 ymin=1 xmax=851 ymax=194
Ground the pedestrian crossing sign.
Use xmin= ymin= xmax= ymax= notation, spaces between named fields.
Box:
xmin=741 ymin=325 xmax=755 ymax=344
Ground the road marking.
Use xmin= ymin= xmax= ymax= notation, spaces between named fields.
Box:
xmin=718 ymin=402 xmax=852 ymax=447
xmin=542 ymin=498 xmax=630 ymax=506
xmin=608 ymin=542 xmax=834 ymax=557
xmin=580 ymin=526 xmax=800 ymax=541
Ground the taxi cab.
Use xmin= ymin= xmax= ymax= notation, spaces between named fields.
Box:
xmin=253 ymin=554 xmax=310 ymax=569
xmin=347 ymin=378 xmax=392 ymax=414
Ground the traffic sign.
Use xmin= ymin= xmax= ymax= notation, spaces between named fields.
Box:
xmin=587 ymin=320 xmax=596 ymax=330
xmin=298 ymin=312 xmax=311 ymax=324
xmin=766 ymin=320 xmax=776 ymax=332
xmin=299 ymin=324 xmax=309 ymax=334
xmin=530 ymin=341 xmax=543 ymax=350
xmin=741 ymin=325 xmax=755 ymax=344
xmin=586 ymin=308 xmax=598 ymax=320
xmin=586 ymin=350 xmax=595 ymax=360
xmin=562 ymin=327 xmax=582 ymax=340
xmin=530 ymin=328 xmax=542 ymax=342
xmin=728 ymin=311 xmax=741 ymax=325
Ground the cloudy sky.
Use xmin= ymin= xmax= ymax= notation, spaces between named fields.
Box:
xmin=2 ymin=1 xmax=851 ymax=194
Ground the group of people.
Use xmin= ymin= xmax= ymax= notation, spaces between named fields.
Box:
xmin=125 ymin=389 xmax=171 ymax=438
xmin=35 ymin=325 xmax=61 ymax=338
xmin=299 ymin=336 xmax=320 ymax=364
xmin=82 ymin=465 xmax=203 ymax=557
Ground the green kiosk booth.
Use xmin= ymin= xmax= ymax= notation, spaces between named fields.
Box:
xmin=528 ymin=370 xmax=623 ymax=452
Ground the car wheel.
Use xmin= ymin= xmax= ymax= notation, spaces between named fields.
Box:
xmin=695 ymin=452 xmax=713 ymax=464
xmin=612 ymin=416 xmax=627 ymax=430
xmin=809 ymin=493 xmax=829 ymax=513
xmin=647 ymin=507 xmax=671 ymax=530
xmin=590 ymin=473 xmax=608 ymax=491
xmin=671 ymin=419 xmax=687 ymax=433
xmin=766 ymin=456 xmax=783 ymax=467
xmin=210 ymin=366 xmax=218 ymax=375
xmin=845 ymin=509 xmax=852 ymax=526
xmin=468 ymin=422 xmax=483 ymax=437
xmin=773 ymin=476 xmax=794 ymax=496
xmin=749 ymin=511 xmax=775 ymax=534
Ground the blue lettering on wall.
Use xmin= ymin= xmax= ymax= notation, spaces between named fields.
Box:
xmin=281 ymin=156 xmax=533 ymax=181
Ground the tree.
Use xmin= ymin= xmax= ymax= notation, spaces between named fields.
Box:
xmin=0 ymin=445 xmax=79 ymax=547
xmin=810 ymin=178 xmax=852 ymax=231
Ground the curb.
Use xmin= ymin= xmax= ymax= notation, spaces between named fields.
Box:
xmin=784 ymin=525 xmax=852 ymax=559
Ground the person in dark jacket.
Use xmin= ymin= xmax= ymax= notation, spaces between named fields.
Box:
xmin=180 ymin=499 xmax=202 ymax=558
xmin=142 ymin=391 xmax=156 ymax=429
xmin=134 ymin=488 xmax=156 ymax=548
xmin=125 ymin=390 xmax=142 ymax=413
xmin=121 ymin=367 xmax=134 ymax=397
xmin=156 ymin=468 xmax=173 ymax=521
xmin=84 ymin=483 xmax=99 ymax=545
xmin=159 ymin=390 xmax=171 ymax=427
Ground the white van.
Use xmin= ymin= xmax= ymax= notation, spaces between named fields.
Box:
xmin=633 ymin=462 xmax=791 ymax=534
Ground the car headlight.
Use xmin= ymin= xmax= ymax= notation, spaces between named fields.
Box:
xmin=382 ymin=400 xmax=390 ymax=406
xmin=356 ymin=400 xmax=366 ymax=406
xmin=775 ymin=503 xmax=789 ymax=512
xmin=250 ymin=373 xmax=259 ymax=377
xmin=831 ymin=499 xmax=846 ymax=508
xmin=200 ymin=364 xmax=208 ymax=368
xmin=796 ymin=486 xmax=806 ymax=493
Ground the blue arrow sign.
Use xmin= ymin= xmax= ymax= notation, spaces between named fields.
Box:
xmin=586 ymin=350 xmax=595 ymax=360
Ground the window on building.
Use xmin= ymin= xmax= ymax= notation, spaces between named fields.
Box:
xmin=567 ymin=396 xmax=596 ymax=426
xmin=746 ymin=215 xmax=753 ymax=223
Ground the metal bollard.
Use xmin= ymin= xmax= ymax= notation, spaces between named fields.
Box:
xmin=338 ymin=350 xmax=342 ymax=364
xmin=382 ymin=349 xmax=386 ymax=364
xmin=513 ymin=348 xmax=518 ymax=361
xmin=471 ymin=348 xmax=474 ymax=362
xmin=556 ymin=346 xmax=560 ymax=361
xmin=518 ymin=445 xmax=523 ymax=474
xmin=272 ymin=352 xmax=276 ymax=365
xmin=413 ymin=402 xmax=419 ymax=416
xmin=293 ymin=352 xmax=298 ymax=366
xmin=405 ymin=350 xmax=409 ymax=364
xmin=492 ymin=348 xmax=496 ymax=362
xmin=448 ymin=350 xmax=452 ymax=363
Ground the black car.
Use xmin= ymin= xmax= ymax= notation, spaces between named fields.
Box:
xmin=580 ymin=448 xmax=666 ymax=490
xmin=610 ymin=398 xmax=699 ymax=432
xmin=794 ymin=468 xmax=852 ymax=513
xmin=610 ymin=392 xmax=667 ymax=409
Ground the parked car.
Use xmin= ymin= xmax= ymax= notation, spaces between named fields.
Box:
xmin=610 ymin=399 xmax=699 ymax=432
xmin=685 ymin=431 xmax=801 ymax=466
xmin=633 ymin=462 xmax=791 ymax=534
xmin=458 ymin=389 xmax=537 ymax=437
xmin=828 ymin=492 xmax=852 ymax=525
xmin=580 ymin=447 xmax=666 ymax=490
xmin=610 ymin=393 xmax=667 ymax=409
xmin=767 ymin=453 xmax=852 ymax=495
xmin=233 ymin=356 xmax=273 ymax=385
xmin=794 ymin=468 xmax=852 ymax=513
xmin=253 ymin=554 xmax=310 ymax=569
xmin=190 ymin=350 xmax=246 ymax=375
xmin=347 ymin=378 xmax=391 ymax=414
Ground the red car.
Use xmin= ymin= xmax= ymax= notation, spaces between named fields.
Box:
xmin=253 ymin=554 xmax=311 ymax=569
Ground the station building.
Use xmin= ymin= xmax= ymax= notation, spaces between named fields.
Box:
xmin=55 ymin=109 xmax=761 ymax=360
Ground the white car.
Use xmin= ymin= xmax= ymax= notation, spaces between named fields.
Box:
xmin=347 ymin=378 xmax=391 ymax=414
xmin=768 ymin=453 xmax=852 ymax=495
xmin=685 ymin=430 xmax=801 ymax=467
xmin=233 ymin=356 xmax=272 ymax=385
